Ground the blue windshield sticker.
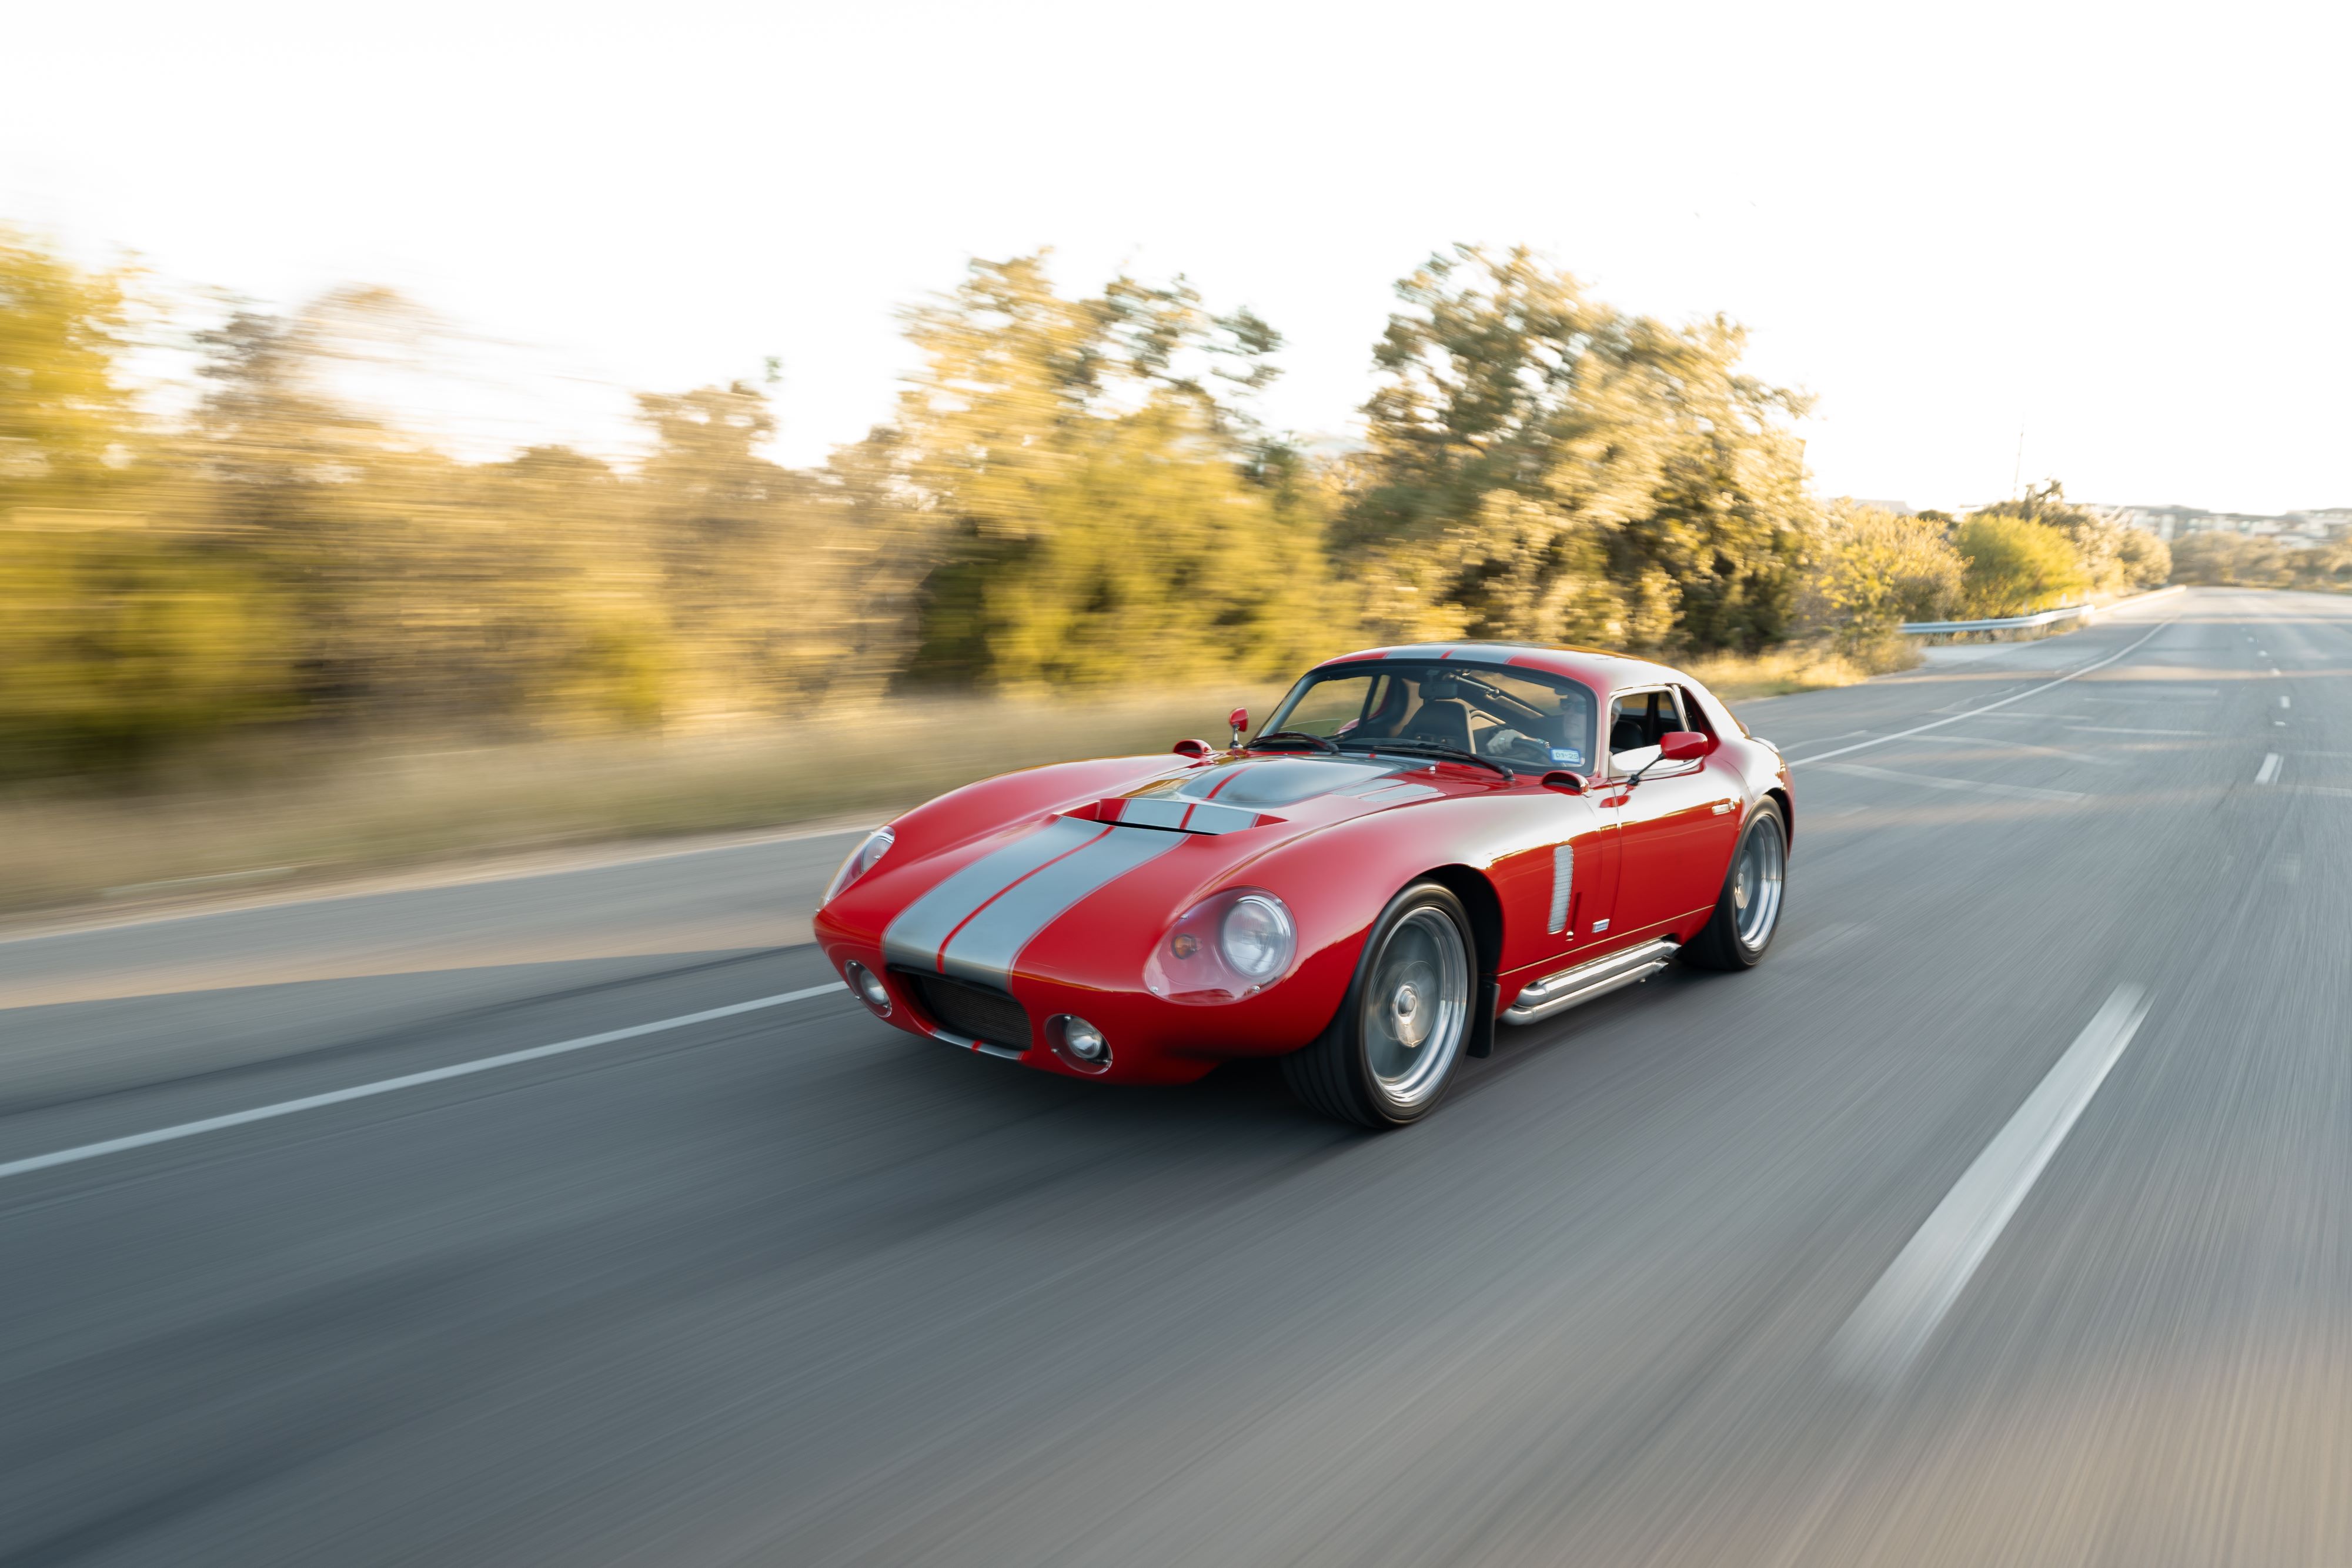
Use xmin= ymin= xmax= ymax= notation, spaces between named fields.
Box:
xmin=1551 ymin=747 xmax=1585 ymax=765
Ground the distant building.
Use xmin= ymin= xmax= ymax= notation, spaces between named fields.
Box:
xmin=2086 ymin=504 xmax=2348 ymax=546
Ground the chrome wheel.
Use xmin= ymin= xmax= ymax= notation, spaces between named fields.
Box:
xmin=1731 ymin=818 xmax=1786 ymax=949
xmin=1362 ymin=905 xmax=1470 ymax=1106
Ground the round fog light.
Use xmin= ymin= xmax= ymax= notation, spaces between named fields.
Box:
xmin=1053 ymin=1015 xmax=1110 ymax=1069
xmin=844 ymin=961 xmax=890 ymax=1015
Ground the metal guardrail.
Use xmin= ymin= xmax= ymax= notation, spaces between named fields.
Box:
xmin=1898 ymin=604 xmax=2094 ymax=636
xmin=1897 ymin=583 xmax=2184 ymax=636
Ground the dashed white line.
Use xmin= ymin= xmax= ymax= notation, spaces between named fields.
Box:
xmin=1785 ymin=621 xmax=2171 ymax=768
xmin=1829 ymin=985 xmax=2150 ymax=1389
xmin=0 ymin=981 xmax=850 ymax=1183
xmin=1819 ymin=763 xmax=2087 ymax=804
xmin=1967 ymin=712 xmax=2100 ymax=724
xmin=2066 ymin=725 xmax=2207 ymax=736
xmin=2256 ymin=754 xmax=2282 ymax=785
xmin=2280 ymin=695 xmax=2291 ymax=710
xmin=1911 ymin=734 xmax=2114 ymax=766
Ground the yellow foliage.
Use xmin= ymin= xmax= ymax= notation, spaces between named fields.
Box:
xmin=1956 ymin=513 xmax=2090 ymax=617
xmin=1798 ymin=505 xmax=1963 ymax=643
xmin=0 ymin=527 xmax=291 ymax=770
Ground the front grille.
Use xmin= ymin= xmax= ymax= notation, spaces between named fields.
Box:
xmin=895 ymin=969 xmax=1033 ymax=1049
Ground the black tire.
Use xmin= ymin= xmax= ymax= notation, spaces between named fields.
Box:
xmin=1282 ymin=882 xmax=1476 ymax=1128
xmin=1683 ymin=799 xmax=1788 ymax=971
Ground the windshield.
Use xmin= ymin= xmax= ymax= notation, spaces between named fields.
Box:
xmin=1259 ymin=660 xmax=1599 ymax=774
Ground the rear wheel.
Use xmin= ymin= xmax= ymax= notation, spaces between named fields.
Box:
xmin=1282 ymin=882 xmax=1474 ymax=1128
xmin=1683 ymin=800 xmax=1787 ymax=971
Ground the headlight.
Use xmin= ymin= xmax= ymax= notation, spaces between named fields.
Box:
xmin=1145 ymin=887 xmax=1296 ymax=1002
xmin=1220 ymin=895 xmax=1295 ymax=981
xmin=822 ymin=826 xmax=894 ymax=905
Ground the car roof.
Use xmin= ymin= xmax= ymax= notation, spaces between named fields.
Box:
xmin=1310 ymin=641 xmax=1686 ymax=692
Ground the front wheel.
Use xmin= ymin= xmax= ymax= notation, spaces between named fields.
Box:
xmin=1282 ymin=882 xmax=1475 ymax=1128
xmin=1683 ymin=800 xmax=1788 ymax=971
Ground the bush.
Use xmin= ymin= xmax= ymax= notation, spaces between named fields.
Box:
xmin=1956 ymin=513 xmax=2088 ymax=617
xmin=2170 ymin=532 xmax=2286 ymax=587
xmin=1797 ymin=505 xmax=1964 ymax=646
xmin=0 ymin=527 xmax=292 ymax=773
xmin=2114 ymin=527 xmax=2171 ymax=589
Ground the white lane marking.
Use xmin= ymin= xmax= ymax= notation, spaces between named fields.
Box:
xmin=1830 ymin=985 xmax=2149 ymax=1389
xmin=1786 ymin=621 xmax=2171 ymax=768
xmin=0 ymin=982 xmax=848 ymax=1183
xmin=1965 ymin=712 xmax=2099 ymax=723
xmin=0 ymin=820 xmax=881 ymax=950
xmin=2280 ymin=695 xmax=2291 ymax=710
xmin=2256 ymin=754 xmax=2282 ymax=785
xmin=1910 ymin=733 xmax=2114 ymax=766
xmin=2270 ymin=668 xmax=2283 ymax=678
xmin=1819 ymin=763 xmax=2088 ymax=804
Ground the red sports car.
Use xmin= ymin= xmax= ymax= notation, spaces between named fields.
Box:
xmin=814 ymin=642 xmax=1792 ymax=1126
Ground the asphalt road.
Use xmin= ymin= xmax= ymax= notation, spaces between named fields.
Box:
xmin=3 ymin=586 xmax=2345 ymax=1567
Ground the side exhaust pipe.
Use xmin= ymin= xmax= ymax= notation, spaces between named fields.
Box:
xmin=1502 ymin=939 xmax=1681 ymax=1025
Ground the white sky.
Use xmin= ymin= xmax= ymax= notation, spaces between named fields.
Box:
xmin=6 ymin=0 xmax=2346 ymax=514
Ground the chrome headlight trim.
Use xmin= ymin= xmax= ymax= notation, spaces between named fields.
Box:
xmin=822 ymin=825 xmax=895 ymax=905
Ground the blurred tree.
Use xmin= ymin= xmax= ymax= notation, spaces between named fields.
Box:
xmin=895 ymin=254 xmax=1331 ymax=687
xmin=0 ymin=528 xmax=288 ymax=774
xmin=2114 ymin=526 xmax=2171 ymax=589
xmin=1 ymin=232 xmax=290 ymax=770
xmin=1344 ymin=246 xmax=1812 ymax=653
xmin=0 ymin=227 xmax=143 ymax=514
xmin=2168 ymin=531 xmax=2290 ymax=588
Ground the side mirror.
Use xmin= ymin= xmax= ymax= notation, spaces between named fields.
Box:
xmin=1541 ymin=770 xmax=1588 ymax=794
xmin=1659 ymin=730 xmax=1710 ymax=761
xmin=1228 ymin=707 xmax=1248 ymax=747
xmin=1172 ymin=738 xmax=1212 ymax=760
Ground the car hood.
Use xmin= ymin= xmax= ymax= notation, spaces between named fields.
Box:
xmin=828 ymin=751 xmax=1499 ymax=989
xmin=1085 ymin=753 xmax=1454 ymax=833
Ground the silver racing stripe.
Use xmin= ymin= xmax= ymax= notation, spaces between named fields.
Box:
xmin=937 ymin=824 xmax=1182 ymax=985
xmin=880 ymin=817 xmax=1105 ymax=973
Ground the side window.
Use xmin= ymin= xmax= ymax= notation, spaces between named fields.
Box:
xmin=1672 ymin=685 xmax=1714 ymax=737
xmin=1608 ymin=691 xmax=1661 ymax=774
xmin=1608 ymin=690 xmax=1695 ymax=776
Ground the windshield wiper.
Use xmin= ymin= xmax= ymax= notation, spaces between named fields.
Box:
xmin=1337 ymin=736 xmax=1514 ymax=781
xmin=1250 ymin=730 xmax=1341 ymax=753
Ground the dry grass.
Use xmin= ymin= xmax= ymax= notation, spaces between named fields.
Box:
xmin=0 ymin=638 xmax=1954 ymax=919
xmin=0 ymin=686 xmax=1284 ymax=918
xmin=1681 ymin=637 xmax=1923 ymax=701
